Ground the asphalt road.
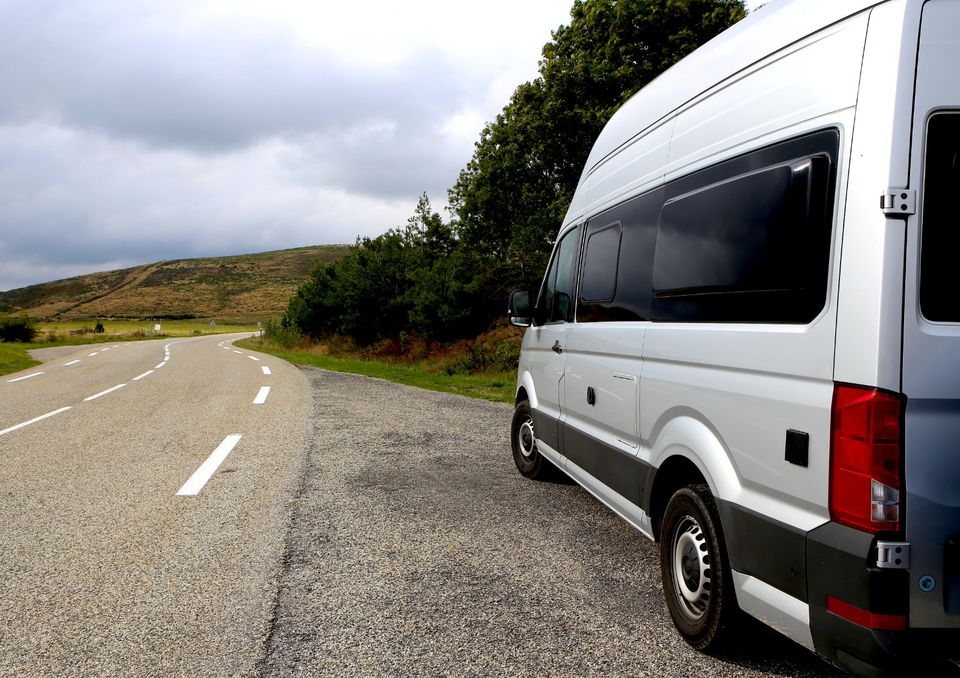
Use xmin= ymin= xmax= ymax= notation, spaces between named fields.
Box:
xmin=0 ymin=334 xmax=311 ymax=676
xmin=2 ymin=342 xmax=843 ymax=676
xmin=260 ymin=369 xmax=837 ymax=677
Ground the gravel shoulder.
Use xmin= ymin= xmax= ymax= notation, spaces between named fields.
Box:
xmin=260 ymin=368 xmax=837 ymax=677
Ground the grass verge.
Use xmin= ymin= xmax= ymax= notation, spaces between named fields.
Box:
xmin=0 ymin=342 xmax=41 ymax=376
xmin=237 ymin=338 xmax=515 ymax=403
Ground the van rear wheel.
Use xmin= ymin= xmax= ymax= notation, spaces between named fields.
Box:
xmin=659 ymin=484 xmax=736 ymax=652
xmin=511 ymin=400 xmax=553 ymax=480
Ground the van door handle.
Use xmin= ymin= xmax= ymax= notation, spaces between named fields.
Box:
xmin=552 ymin=340 xmax=563 ymax=354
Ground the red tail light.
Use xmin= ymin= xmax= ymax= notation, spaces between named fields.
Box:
xmin=830 ymin=384 xmax=905 ymax=533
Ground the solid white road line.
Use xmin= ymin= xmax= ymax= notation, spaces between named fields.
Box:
xmin=7 ymin=372 xmax=44 ymax=383
xmin=0 ymin=407 xmax=72 ymax=437
xmin=154 ymin=362 xmax=166 ymax=369
xmin=261 ymin=366 xmax=271 ymax=375
xmin=64 ymin=359 xmax=81 ymax=366
xmin=253 ymin=386 xmax=270 ymax=405
xmin=176 ymin=434 xmax=243 ymax=496
xmin=132 ymin=370 xmax=154 ymax=381
xmin=247 ymin=356 xmax=260 ymax=361
xmin=84 ymin=383 xmax=126 ymax=402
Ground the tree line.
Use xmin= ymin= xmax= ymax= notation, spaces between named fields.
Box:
xmin=280 ymin=0 xmax=746 ymax=346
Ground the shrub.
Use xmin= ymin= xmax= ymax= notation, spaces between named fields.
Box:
xmin=0 ymin=315 xmax=37 ymax=342
xmin=264 ymin=318 xmax=303 ymax=348
xmin=94 ymin=321 xmax=105 ymax=333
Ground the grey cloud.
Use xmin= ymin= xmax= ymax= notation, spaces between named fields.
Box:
xmin=0 ymin=1 xmax=478 ymax=154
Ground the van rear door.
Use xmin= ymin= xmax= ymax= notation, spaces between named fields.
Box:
xmin=902 ymin=0 xmax=960 ymax=630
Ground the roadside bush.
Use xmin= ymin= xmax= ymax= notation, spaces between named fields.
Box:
xmin=0 ymin=315 xmax=37 ymax=342
xmin=94 ymin=321 xmax=105 ymax=333
xmin=264 ymin=318 xmax=303 ymax=348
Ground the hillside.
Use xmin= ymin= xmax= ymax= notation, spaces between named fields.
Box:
xmin=0 ymin=245 xmax=350 ymax=322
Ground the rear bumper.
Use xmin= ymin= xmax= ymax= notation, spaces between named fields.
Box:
xmin=807 ymin=521 xmax=960 ymax=676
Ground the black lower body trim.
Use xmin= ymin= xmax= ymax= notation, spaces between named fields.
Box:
xmin=561 ymin=424 xmax=653 ymax=510
xmin=716 ymin=500 xmax=807 ymax=602
xmin=531 ymin=407 xmax=560 ymax=452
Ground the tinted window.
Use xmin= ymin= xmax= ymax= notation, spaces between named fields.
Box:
xmin=537 ymin=226 xmax=580 ymax=324
xmin=577 ymin=188 xmax=662 ymax=323
xmin=652 ymin=130 xmax=837 ymax=323
xmin=920 ymin=112 xmax=960 ymax=321
xmin=580 ymin=223 xmax=621 ymax=302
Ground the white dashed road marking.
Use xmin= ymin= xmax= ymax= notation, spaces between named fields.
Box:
xmin=84 ymin=384 xmax=126 ymax=402
xmin=233 ymin=350 xmax=242 ymax=355
xmin=253 ymin=386 xmax=270 ymax=405
xmin=64 ymin=360 xmax=81 ymax=366
xmin=176 ymin=434 xmax=243 ymax=496
xmin=248 ymin=356 xmax=260 ymax=362
xmin=7 ymin=372 xmax=44 ymax=383
xmin=261 ymin=366 xmax=271 ymax=375
xmin=88 ymin=352 xmax=98 ymax=357
xmin=0 ymin=407 xmax=72 ymax=437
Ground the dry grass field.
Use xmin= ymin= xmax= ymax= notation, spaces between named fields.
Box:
xmin=0 ymin=245 xmax=349 ymax=322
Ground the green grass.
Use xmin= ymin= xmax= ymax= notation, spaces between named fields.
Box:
xmin=0 ymin=342 xmax=41 ymax=376
xmin=237 ymin=339 xmax=515 ymax=403
xmin=35 ymin=319 xmax=258 ymax=339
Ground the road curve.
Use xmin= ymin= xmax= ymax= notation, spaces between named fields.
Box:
xmin=0 ymin=334 xmax=311 ymax=676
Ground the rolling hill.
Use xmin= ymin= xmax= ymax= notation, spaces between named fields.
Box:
xmin=0 ymin=245 xmax=350 ymax=322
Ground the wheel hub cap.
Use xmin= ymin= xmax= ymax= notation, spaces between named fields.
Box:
xmin=518 ymin=418 xmax=536 ymax=459
xmin=672 ymin=516 xmax=711 ymax=620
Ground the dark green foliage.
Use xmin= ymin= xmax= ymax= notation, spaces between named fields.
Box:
xmin=94 ymin=321 xmax=105 ymax=333
xmin=0 ymin=315 xmax=37 ymax=342
xmin=285 ymin=195 xmax=492 ymax=344
xmin=286 ymin=0 xmax=745 ymax=346
xmin=264 ymin=318 xmax=302 ymax=348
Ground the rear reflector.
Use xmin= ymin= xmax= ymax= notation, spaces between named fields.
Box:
xmin=830 ymin=384 xmax=905 ymax=533
xmin=826 ymin=595 xmax=908 ymax=630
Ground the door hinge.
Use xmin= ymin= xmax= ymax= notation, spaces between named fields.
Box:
xmin=880 ymin=188 xmax=916 ymax=216
xmin=876 ymin=541 xmax=911 ymax=569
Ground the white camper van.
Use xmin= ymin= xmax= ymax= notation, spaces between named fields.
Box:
xmin=507 ymin=0 xmax=960 ymax=674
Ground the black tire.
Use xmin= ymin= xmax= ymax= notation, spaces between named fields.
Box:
xmin=511 ymin=400 xmax=554 ymax=480
xmin=659 ymin=484 xmax=737 ymax=652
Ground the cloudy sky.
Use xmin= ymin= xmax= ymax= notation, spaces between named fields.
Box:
xmin=0 ymin=0 xmax=575 ymax=291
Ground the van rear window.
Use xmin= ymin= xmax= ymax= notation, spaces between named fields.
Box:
xmin=920 ymin=112 xmax=960 ymax=322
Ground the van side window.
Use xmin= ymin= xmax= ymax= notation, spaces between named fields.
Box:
xmin=653 ymin=130 xmax=838 ymax=323
xmin=577 ymin=188 xmax=662 ymax=323
xmin=920 ymin=112 xmax=960 ymax=322
xmin=580 ymin=223 xmax=621 ymax=303
xmin=537 ymin=226 xmax=580 ymax=324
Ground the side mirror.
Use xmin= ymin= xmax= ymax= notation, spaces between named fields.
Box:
xmin=508 ymin=290 xmax=532 ymax=327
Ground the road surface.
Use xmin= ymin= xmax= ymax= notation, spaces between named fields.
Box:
xmin=0 ymin=339 xmax=852 ymax=676
xmin=0 ymin=334 xmax=310 ymax=676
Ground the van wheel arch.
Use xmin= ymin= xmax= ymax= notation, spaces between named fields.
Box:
xmin=650 ymin=455 xmax=709 ymax=542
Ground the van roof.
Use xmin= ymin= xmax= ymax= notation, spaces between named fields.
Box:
xmin=581 ymin=0 xmax=880 ymax=178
